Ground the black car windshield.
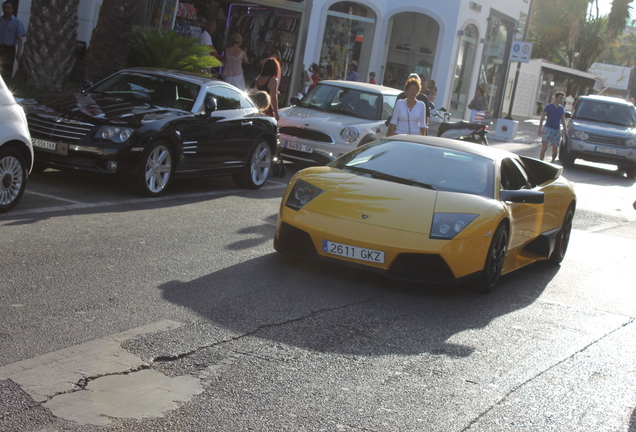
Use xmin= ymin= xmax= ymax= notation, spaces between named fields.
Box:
xmin=91 ymin=72 xmax=200 ymax=112
xmin=330 ymin=140 xmax=495 ymax=198
xmin=297 ymin=83 xmax=394 ymax=120
xmin=573 ymin=99 xmax=636 ymax=127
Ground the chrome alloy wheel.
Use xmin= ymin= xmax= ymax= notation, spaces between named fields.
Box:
xmin=144 ymin=144 xmax=172 ymax=195
xmin=249 ymin=141 xmax=272 ymax=187
xmin=0 ymin=150 xmax=26 ymax=211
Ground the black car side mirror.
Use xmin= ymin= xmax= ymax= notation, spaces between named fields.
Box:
xmin=81 ymin=81 xmax=93 ymax=92
xmin=205 ymin=97 xmax=217 ymax=115
xmin=290 ymin=96 xmax=301 ymax=106
xmin=565 ymin=111 xmax=572 ymax=118
xmin=500 ymin=189 xmax=544 ymax=204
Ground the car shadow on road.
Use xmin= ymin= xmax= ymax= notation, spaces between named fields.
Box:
xmin=154 ymin=251 xmax=556 ymax=358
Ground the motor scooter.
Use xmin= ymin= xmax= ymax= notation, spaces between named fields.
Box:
xmin=428 ymin=103 xmax=491 ymax=145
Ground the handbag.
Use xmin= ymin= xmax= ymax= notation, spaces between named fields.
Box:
xmin=468 ymin=100 xmax=474 ymax=110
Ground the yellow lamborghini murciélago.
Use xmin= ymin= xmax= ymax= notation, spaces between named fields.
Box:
xmin=274 ymin=136 xmax=576 ymax=292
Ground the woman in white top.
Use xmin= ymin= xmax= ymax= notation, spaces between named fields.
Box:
xmin=222 ymin=33 xmax=248 ymax=91
xmin=387 ymin=78 xmax=428 ymax=136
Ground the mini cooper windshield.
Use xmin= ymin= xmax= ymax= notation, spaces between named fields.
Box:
xmin=331 ymin=140 xmax=495 ymax=198
xmin=297 ymin=83 xmax=389 ymax=120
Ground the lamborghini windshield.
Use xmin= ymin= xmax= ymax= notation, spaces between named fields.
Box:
xmin=331 ymin=139 xmax=495 ymax=198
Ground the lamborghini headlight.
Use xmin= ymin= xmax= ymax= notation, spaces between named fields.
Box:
xmin=340 ymin=126 xmax=360 ymax=143
xmin=96 ymin=126 xmax=134 ymax=143
xmin=430 ymin=213 xmax=479 ymax=240
xmin=285 ymin=179 xmax=324 ymax=211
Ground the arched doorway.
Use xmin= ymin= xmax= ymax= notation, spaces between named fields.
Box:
xmin=384 ymin=12 xmax=439 ymax=89
xmin=451 ymin=24 xmax=478 ymax=116
xmin=318 ymin=2 xmax=377 ymax=81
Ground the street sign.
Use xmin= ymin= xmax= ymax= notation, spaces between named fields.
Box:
xmin=509 ymin=41 xmax=533 ymax=63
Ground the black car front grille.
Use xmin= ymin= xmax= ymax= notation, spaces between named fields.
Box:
xmin=388 ymin=253 xmax=455 ymax=282
xmin=586 ymin=132 xmax=627 ymax=147
xmin=28 ymin=114 xmax=94 ymax=143
xmin=279 ymin=126 xmax=334 ymax=143
xmin=275 ymin=222 xmax=318 ymax=258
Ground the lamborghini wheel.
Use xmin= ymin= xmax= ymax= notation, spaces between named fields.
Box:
xmin=548 ymin=204 xmax=574 ymax=265
xmin=473 ymin=224 xmax=508 ymax=293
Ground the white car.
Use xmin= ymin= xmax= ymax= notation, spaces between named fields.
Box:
xmin=279 ymin=80 xmax=401 ymax=163
xmin=0 ymin=75 xmax=33 ymax=213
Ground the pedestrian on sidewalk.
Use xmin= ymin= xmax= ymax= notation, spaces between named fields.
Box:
xmin=387 ymin=77 xmax=427 ymax=136
xmin=538 ymin=91 xmax=567 ymax=163
xmin=0 ymin=0 xmax=26 ymax=79
xmin=469 ymin=87 xmax=487 ymax=122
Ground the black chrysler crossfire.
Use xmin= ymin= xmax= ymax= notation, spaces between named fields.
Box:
xmin=20 ymin=68 xmax=278 ymax=196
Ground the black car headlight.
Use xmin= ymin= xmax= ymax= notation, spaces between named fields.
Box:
xmin=430 ymin=213 xmax=478 ymax=240
xmin=96 ymin=126 xmax=134 ymax=143
xmin=285 ymin=179 xmax=324 ymax=211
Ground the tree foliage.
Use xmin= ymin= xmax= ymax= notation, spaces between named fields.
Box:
xmin=21 ymin=0 xmax=80 ymax=93
xmin=85 ymin=0 xmax=138 ymax=83
xmin=127 ymin=27 xmax=222 ymax=72
xmin=530 ymin=0 xmax=633 ymax=71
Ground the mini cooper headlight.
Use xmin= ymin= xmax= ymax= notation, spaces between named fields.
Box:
xmin=97 ymin=126 xmax=134 ymax=143
xmin=430 ymin=213 xmax=479 ymax=240
xmin=340 ymin=126 xmax=360 ymax=143
xmin=285 ymin=179 xmax=324 ymax=211
xmin=569 ymin=129 xmax=588 ymax=141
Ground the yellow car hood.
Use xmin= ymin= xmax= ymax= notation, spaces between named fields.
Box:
xmin=296 ymin=168 xmax=496 ymax=236
xmin=298 ymin=170 xmax=435 ymax=233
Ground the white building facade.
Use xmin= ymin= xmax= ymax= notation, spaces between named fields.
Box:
xmin=302 ymin=0 xmax=532 ymax=119
xmin=14 ymin=0 xmax=533 ymax=120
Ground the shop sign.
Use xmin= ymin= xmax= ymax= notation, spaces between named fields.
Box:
xmin=509 ymin=41 xmax=532 ymax=63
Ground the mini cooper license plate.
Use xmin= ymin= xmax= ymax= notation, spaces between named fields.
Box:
xmin=323 ymin=240 xmax=385 ymax=263
xmin=595 ymin=146 xmax=618 ymax=155
xmin=285 ymin=140 xmax=315 ymax=153
xmin=32 ymin=138 xmax=57 ymax=151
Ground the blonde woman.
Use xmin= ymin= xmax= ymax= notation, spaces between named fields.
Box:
xmin=222 ymin=33 xmax=248 ymax=90
xmin=387 ymin=78 xmax=427 ymax=136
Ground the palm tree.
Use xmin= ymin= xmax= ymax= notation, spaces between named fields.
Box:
xmin=21 ymin=0 xmax=80 ymax=93
xmin=531 ymin=0 xmax=633 ymax=71
xmin=614 ymin=30 xmax=636 ymax=65
xmin=85 ymin=0 xmax=139 ymax=83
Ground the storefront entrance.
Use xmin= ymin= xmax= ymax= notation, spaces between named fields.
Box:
xmin=450 ymin=24 xmax=478 ymax=116
xmin=478 ymin=10 xmax=515 ymax=117
xmin=384 ymin=12 xmax=439 ymax=89
xmin=318 ymin=2 xmax=376 ymax=82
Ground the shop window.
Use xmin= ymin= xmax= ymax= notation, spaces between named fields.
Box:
xmin=451 ymin=25 xmax=478 ymax=115
xmin=384 ymin=12 xmax=439 ymax=89
xmin=319 ymin=2 xmax=376 ymax=82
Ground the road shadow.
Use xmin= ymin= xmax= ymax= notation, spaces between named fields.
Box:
xmin=1 ymin=169 xmax=288 ymax=226
xmin=153 ymin=251 xmax=555 ymax=358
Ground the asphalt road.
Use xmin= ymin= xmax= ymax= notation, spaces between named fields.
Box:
xmin=1 ymin=142 xmax=635 ymax=431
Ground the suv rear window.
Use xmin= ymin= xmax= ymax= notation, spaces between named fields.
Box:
xmin=573 ymin=99 xmax=636 ymax=127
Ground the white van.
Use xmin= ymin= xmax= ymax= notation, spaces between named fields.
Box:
xmin=0 ymin=76 xmax=33 ymax=213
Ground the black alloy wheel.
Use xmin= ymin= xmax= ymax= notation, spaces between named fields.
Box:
xmin=548 ymin=204 xmax=574 ymax=265
xmin=473 ymin=224 xmax=508 ymax=293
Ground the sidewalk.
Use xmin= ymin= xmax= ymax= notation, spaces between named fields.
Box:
xmin=486 ymin=115 xmax=542 ymax=144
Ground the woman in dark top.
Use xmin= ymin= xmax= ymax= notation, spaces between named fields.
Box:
xmin=255 ymin=58 xmax=280 ymax=120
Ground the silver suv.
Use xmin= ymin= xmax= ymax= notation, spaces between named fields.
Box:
xmin=0 ymin=75 xmax=33 ymax=213
xmin=561 ymin=95 xmax=636 ymax=178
